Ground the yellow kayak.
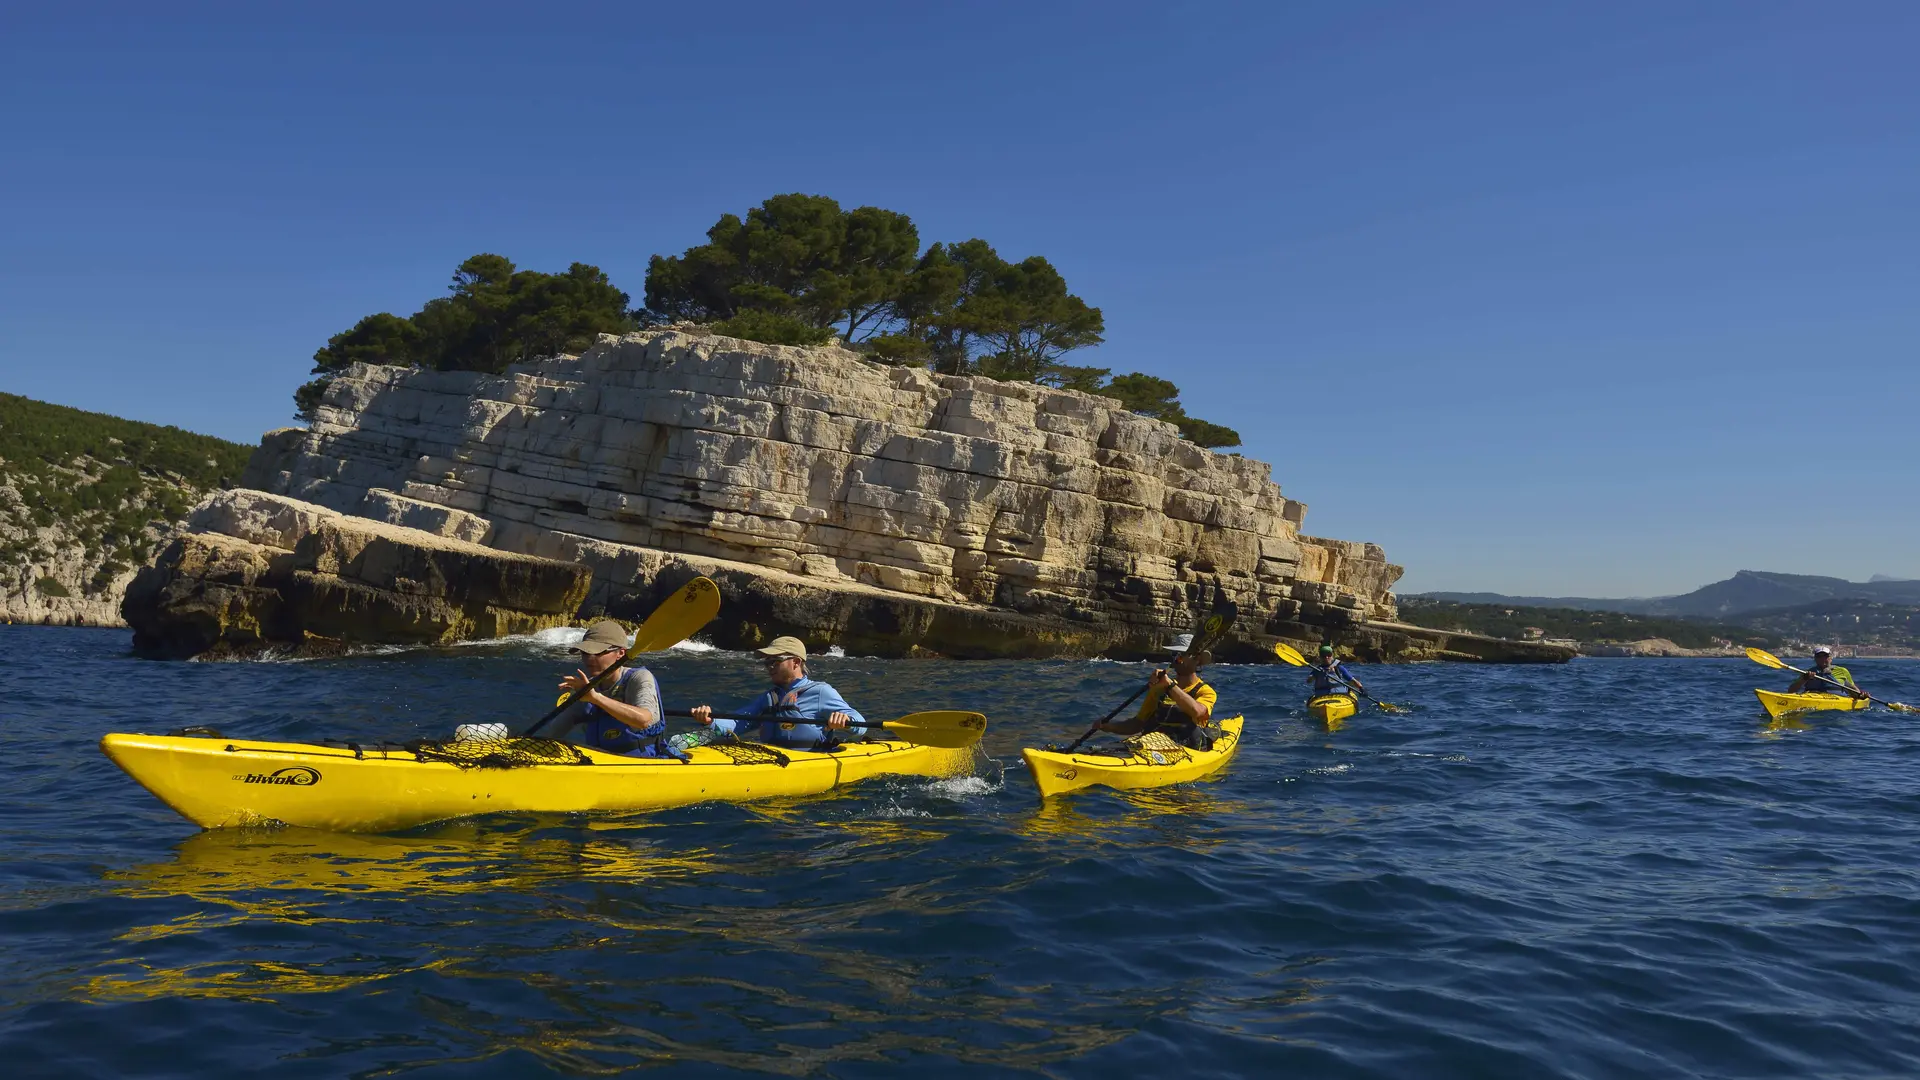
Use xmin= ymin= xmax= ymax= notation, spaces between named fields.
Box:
xmin=1754 ymin=689 xmax=1870 ymax=720
xmin=1020 ymin=717 xmax=1243 ymax=799
xmin=101 ymin=731 xmax=975 ymax=833
xmin=1308 ymin=694 xmax=1358 ymax=728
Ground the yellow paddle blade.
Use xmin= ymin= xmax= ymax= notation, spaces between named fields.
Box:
xmin=1374 ymin=701 xmax=1410 ymax=714
xmin=631 ymin=576 xmax=721 ymax=653
xmin=879 ymin=710 xmax=987 ymax=749
xmin=1272 ymin=642 xmax=1309 ymax=667
xmin=1745 ymin=647 xmax=1788 ymax=670
xmin=1889 ymin=701 xmax=1918 ymax=714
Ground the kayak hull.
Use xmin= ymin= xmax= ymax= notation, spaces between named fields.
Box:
xmin=1308 ymin=695 xmax=1358 ymax=727
xmin=101 ymin=732 xmax=974 ymax=833
xmin=1019 ymin=717 xmax=1243 ymax=799
xmin=1753 ymin=689 xmax=1869 ymax=720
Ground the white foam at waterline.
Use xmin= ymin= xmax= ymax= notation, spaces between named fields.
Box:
xmin=664 ymin=638 xmax=715 ymax=653
xmin=1309 ymin=763 xmax=1353 ymax=775
xmin=923 ymin=775 xmax=999 ymax=798
xmin=824 ymin=645 xmax=846 ymax=657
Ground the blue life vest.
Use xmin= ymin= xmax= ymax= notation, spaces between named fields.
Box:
xmin=581 ymin=669 xmax=676 ymax=758
xmin=1311 ymin=661 xmax=1354 ymax=697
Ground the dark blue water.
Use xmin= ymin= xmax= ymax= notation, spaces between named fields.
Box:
xmin=3 ymin=625 xmax=1919 ymax=1078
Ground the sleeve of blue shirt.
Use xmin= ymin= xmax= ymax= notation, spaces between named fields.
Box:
xmin=708 ymin=689 xmax=775 ymax=738
xmin=808 ymin=681 xmax=864 ymax=725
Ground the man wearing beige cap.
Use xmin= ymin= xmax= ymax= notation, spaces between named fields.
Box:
xmin=552 ymin=618 xmax=671 ymax=756
xmin=689 ymin=635 xmax=863 ymax=750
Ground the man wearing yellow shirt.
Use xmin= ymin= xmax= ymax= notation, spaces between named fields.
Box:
xmin=1096 ymin=634 xmax=1218 ymax=749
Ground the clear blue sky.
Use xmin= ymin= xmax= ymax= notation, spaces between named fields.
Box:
xmin=3 ymin=3 xmax=1915 ymax=596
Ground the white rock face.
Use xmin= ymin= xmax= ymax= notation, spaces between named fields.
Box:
xmin=245 ymin=329 xmax=1402 ymax=639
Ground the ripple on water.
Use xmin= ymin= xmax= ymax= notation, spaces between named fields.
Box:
xmin=1 ymin=628 xmax=1919 ymax=1076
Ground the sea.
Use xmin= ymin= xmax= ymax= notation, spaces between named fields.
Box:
xmin=3 ymin=624 xmax=1918 ymax=1079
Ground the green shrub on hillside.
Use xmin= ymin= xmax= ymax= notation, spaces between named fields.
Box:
xmin=0 ymin=393 xmax=251 ymax=590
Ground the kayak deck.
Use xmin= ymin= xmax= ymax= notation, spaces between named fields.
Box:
xmin=1019 ymin=716 xmax=1243 ymax=799
xmin=101 ymin=732 xmax=975 ymax=833
xmin=1307 ymin=694 xmax=1358 ymax=728
xmin=1753 ymin=689 xmax=1870 ymax=720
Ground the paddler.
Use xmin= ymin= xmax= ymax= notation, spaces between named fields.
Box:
xmin=551 ymin=618 xmax=676 ymax=757
xmin=1310 ymin=644 xmax=1364 ymax=698
xmin=1787 ymin=645 xmax=1866 ymax=698
xmin=1094 ymin=634 xmax=1218 ymax=749
xmin=689 ymin=636 xmax=861 ymax=750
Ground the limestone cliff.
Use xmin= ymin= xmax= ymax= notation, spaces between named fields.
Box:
xmin=122 ymin=491 xmax=592 ymax=658
xmin=225 ymin=327 xmax=1419 ymax=654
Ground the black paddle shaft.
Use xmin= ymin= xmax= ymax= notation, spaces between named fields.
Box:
xmin=520 ymin=661 xmax=628 ymax=738
xmin=665 ymin=709 xmax=879 ymax=729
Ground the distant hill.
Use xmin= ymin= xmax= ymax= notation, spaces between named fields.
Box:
xmin=1414 ymin=570 xmax=1920 ymax=619
xmin=0 ymin=392 xmax=251 ymax=624
xmin=1396 ymin=597 xmax=1777 ymax=651
xmin=1734 ymin=598 xmax=1920 ymax=650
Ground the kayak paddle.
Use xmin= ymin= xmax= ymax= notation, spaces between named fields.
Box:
xmin=1272 ymin=642 xmax=1408 ymax=713
xmin=1743 ymin=647 xmax=1915 ymax=713
xmin=521 ymin=576 xmax=723 ymax=737
xmin=1061 ymin=598 xmax=1240 ymax=752
xmin=668 ymin=709 xmax=987 ymax=749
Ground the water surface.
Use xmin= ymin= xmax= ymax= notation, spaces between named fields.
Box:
xmin=3 ymin=625 xmax=1917 ymax=1078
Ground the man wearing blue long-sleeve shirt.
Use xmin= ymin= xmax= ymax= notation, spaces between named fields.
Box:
xmin=689 ymin=636 xmax=863 ymax=750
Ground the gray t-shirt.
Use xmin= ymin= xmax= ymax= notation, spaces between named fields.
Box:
xmin=557 ymin=666 xmax=661 ymax=750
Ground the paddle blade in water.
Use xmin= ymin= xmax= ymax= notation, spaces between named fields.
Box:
xmin=881 ymin=710 xmax=987 ymax=749
xmin=1272 ymin=642 xmax=1308 ymax=667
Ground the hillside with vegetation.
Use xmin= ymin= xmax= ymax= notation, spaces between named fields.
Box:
xmin=297 ymin=193 xmax=1240 ymax=449
xmin=1733 ymin=598 xmax=1920 ymax=650
xmin=1397 ymin=597 xmax=1780 ymax=651
xmin=0 ymin=392 xmax=251 ymax=624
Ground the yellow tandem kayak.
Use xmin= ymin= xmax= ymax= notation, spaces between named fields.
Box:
xmin=1019 ymin=717 xmax=1243 ymax=799
xmin=1307 ymin=694 xmax=1358 ymax=729
xmin=1753 ymin=689 xmax=1870 ymax=720
xmin=101 ymin=731 xmax=976 ymax=833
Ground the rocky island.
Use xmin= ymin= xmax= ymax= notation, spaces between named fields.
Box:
xmin=125 ymin=328 xmax=1571 ymax=663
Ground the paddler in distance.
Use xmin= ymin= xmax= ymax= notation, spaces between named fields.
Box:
xmin=1787 ymin=645 xmax=1866 ymax=699
xmin=551 ymin=618 xmax=676 ymax=757
xmin=689 ymin=636 xmax=861 ymax=750
xmin=1093 ymin=633 xmax=1219 ymax=749
xmin=1311 ymin=643 xmax=1364 ymax=699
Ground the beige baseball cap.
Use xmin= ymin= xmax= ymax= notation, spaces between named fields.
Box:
xmin=571 ymin=618 xmax=631 ymax=654
xmin=756 ymin=635 xmax=808 ymax=660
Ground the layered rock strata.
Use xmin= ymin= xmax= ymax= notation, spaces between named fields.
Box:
xmin=140 ymin=328 xmax=1568 ymax=662
xmin=122 ymin=491 xmax=590 ymax=659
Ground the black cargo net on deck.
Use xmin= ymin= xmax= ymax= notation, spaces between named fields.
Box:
xmin=708 ymin=740 xmax=790 ymax=767
xmin=407 ymin=736 xmax=591 ymax=770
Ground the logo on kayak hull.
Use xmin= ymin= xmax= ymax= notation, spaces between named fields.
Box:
xmin=232 ymin=766 xmax=321 ymax=786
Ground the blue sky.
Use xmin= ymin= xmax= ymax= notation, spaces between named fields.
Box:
xmin=2 ymin=3 xmax=1915 ymax=596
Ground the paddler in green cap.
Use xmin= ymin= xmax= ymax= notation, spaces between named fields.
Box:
xmin=550 ymin=618 xmax=674 ymax=756
xmin=689 ymin=636 xmax=863 ymax=750
xmin=1310 ymin=643 xmax=1363 ymax=699
xmin=1788 ymin=645 xmax=1866 ymax=699
xmin=1093 ymin=633 xmax=1219 ymax=749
